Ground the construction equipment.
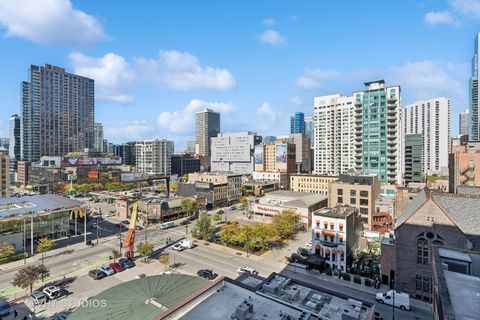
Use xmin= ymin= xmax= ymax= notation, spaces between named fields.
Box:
xmin=123 ymin=203 xmax=139 ymax=260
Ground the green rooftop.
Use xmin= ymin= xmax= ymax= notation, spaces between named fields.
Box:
xmin=69 ymin=274 xmax=209 ymax=320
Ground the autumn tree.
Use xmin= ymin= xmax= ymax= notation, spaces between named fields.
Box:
xmin=239 ymin=196 xmax=249 ymax=209
xmin=137 ymin=242 xmax=154 ymax=262
xmin=220 ymin=222 xmax=240 ymax=246
xmin=0 ymin=242 xmax=15 ymax=260
xmin=12 ymin=264 xmax=49 ymax=294
xmin=191 ymin=214 xmax=215 ymax=243
xmin=111 ymin=249 xmax=121 ymax=263
xmin=211 ymin=212 xmax=222 ymax=224
xmin=158 ymin=253 xmax=170 ymax=271
xmin=272 ymin=209 xmax=301 ymax=240
xmin=36 ymin=237 xmax=55 ymax=265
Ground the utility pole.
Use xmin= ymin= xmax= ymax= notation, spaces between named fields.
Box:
xmin=96 ymin=216 xmax=99 ymax=244
xmin=119 ymin=224 xmax=122 ymax=254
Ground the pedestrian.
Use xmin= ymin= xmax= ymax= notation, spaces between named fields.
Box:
xmin=14 ymin=309 xmax=18 ymax=317
xmin=22 ymin=316 xmax=27 ymax=320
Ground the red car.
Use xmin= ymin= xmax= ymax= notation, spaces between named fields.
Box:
xmin=109 ymin=263 xmax=125 ymax=273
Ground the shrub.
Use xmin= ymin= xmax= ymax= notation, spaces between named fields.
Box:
xmin=354 ymin=276 xmax=361 ymax=284
xmin=342 ymin=273 xmax=351 ymax=281
xmin=365 ymin=278 xmax=372 ymax=287
xmin=325 ymin=268 xmax=332 ymax=276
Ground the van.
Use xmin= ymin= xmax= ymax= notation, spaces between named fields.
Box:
xmin=160 ymin=221 xmax=174 ymax=229
xmin=376 ymin=290 xmax=411 ymax=310
xmin=179 ymin=239 xmax=194 ymax=249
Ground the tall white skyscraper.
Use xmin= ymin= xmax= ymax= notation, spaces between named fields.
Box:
xmin=313 ymin=94 xmax=355 ymax=175
xmin=469 ymin=33 xmax=480 ymax=141
xmin=135 ymin=139 xmax=174 ymax=175
xmin=195 ymin=108 xmax=220 ymax=156
xmin=403 ymin=98 xmax=451 ymax=174
xmin=210 ymin=132 xmax=260 ymax=174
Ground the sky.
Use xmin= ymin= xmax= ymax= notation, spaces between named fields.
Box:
xmin=0 ymin=0 xmax=479 ymax=151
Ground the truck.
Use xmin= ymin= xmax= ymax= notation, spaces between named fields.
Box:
xmin=178 ymin=239 xmax=194 ymax=249
xmin=376 ymin=290 xmax=411 ymax=310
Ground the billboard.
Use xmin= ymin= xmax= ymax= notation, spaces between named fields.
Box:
xmin=87 ymin=171 xmax=99 ymax=179
xmin=120 ymin=172 xmax=151 ymax=182
xmin=275 ymin=144 xmax=287 ymax=164
xmin=254 ymin=146 xmax=263 ymax=164
xmin=60 ymin=156 xmax=122 ymax=167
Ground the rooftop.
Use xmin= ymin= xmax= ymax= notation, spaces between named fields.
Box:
xmin=262 ymin=190 xmax=328 ymax=207
xmin=457 ymin=185 xmax=480 ymax=196
xmin=0 ymin=194 xmax=83 ymax=218
xmin=313 ymin=205 xmax=356 ymax=219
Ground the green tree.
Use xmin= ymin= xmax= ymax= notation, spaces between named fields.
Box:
xmin=211 ymin=212 xmax=222 ymax=224
xmin=12 ymin=264 xmax=49 ymax=294
xmin=158 ymin=253 xmax=170 ymax=271
xmin=0 ymin=242 xmax=15 ymax=260
xmin=36 ymin=237 xmax=55 ymax=265
xmin=239 ymin=196 xmax=248 ymax=209
xmin=220 ymin=221 xmax=240 ymax=246
xmin=137 ymin=242 xmax=154 ymax=262
xmin=253 ymin=224 xmax=277 ymax=249
xmin=170 ymin=182 xmax=178 ymax=192
xmin=272 ymin=209 xmax=301 ymax=240
xmin=191 ymin=214 xmax=215 ymax=243
xmin=111 ymin=248 xmax=121 ymax=263
xmin=181 ymin=198 xmax=197 ymax=217
xmin=181 ymin=174 xmax=189 ymax=182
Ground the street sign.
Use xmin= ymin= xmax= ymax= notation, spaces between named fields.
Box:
xmin=68 ymin=174 xmax=77 ymax=181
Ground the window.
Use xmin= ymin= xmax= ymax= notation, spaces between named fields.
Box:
xmin=417 ymin=239 xmax=429 ymax=264
xmin=415 ymin=275 xmax=422 ymax=290
xmin=338 ymin=189 xmax=343 ymax=195
xmin=360 ymin=199 xmax=369 ymax=206
xmin=360 ymin=191 xmax=368 ymax=197
xmin=316 ymin=221 xmax=320 ymax=228
xmin=350 ymin=198 xmax=356 ymax=205
xmin=350 ymin=190 xmax=356 ymax=196
xmin=359 ymin=208 xmax=368 ymax=215
xmin=337 ymin=197 xmax=343 ymax=204
xmin=339 ymin=225 xmax=343 ymax=232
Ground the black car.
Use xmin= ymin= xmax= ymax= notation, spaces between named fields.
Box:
xmin=197 ymin=269 xmax=214 ymax=280
xmin=88 ymin=269 xmax=107 ymax=280
xmin=217 ymin=210 xmax=224 ymax=215
xmin=297 ymin=247 xmax=311 ymax=258
xmin=290 ymin=253 xmax=308 ymax=264
xmin=180 ymin=220 xmax=190 ymax=226
xmin=118 ymin=258 xmax=135 ymax=269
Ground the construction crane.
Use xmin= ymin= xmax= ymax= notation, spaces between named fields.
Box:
xmin=123 ymin=203 xmax=139 ymax=260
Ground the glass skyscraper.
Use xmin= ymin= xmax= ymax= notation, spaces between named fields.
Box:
xmin=290 ymin=112 xmax=305 ymax=134
xmin=469 ymin=33 xmax=480 ymax=141
xmin=21 ymin=64 xmax=95 ymax=162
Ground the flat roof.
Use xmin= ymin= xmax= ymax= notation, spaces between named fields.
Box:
xmin=313 ymin=206 xmax=356 ymax=219
xmin=0 ymin=194 xmax=83 ymax=218
xmin=262 ymin=190 xmax=328 ymax=207
xmin=444 ymin=271 xmax=480 ymax=320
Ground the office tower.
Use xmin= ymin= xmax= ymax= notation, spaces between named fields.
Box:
xmin=404 ymin=134 xmax=424 ymax=184
xmin=354 ymin=80 xmax=402 ymax=185
xmin=211 ymin=132 xmax=261 ymax=174
xmin=459 ymin=110 xmax=469 ymax=136
xmin=288 ymin=133 xmax=311 ymax=173
xmin=195 ymin=108 xmax=220 ymax=156
xmin=0 ymin=155 xmax=10 ymax=198
xmin=9 ymin=114 xmax=20 ymax=172
xmin=122 ymin=142 xmax=136 ymax=166
xmin=112 ymin=144 xmax=123 ymax=159
xmin=103 ymin=139 xmax=108 ymax=153
xmin=403 ymin=98 xmax=451 ymax=175
xmin=254 ymin=139 xmax=296 ymax=173
xmin=304 ymin=116 xmax=314 ymax=145
xmin=313 ymin=94 xmax=355 ymax=175
xmin=185 ymin=140 xmax=196 ymax=154
xmin=21 ymin=64 xmax=94 ymax=162
xmin=470 ymin=33 xmax=480 ymax=141
xmin=290 ymin=112 xmax=305 ymax=134
xmin=135 ymin=140 xmax=174 ymax=175
xmin=93 ymin=123 xmax=104 ymax=152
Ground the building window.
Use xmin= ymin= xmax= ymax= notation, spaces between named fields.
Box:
xmin=360 ymin=190 xmax=368 ymax=197
xmin=338 ymin=189 xmax=343 ymax=195
xmin=359 ymin=208 xmax=368 ymax=215
xmin=417 ymin=238 xmax=429 ymax=264
xmin=339 ymin=225 xmax=343 ymax=232
xmin=350 ymin=198 xmax=356 ymax=205
xmin=350 ymin=190 xmax=356 ymax=197
xmin=415 ymin=275 xmax=422 ymax=290
xmin=360 ymin=199 xmax=368 ymax=206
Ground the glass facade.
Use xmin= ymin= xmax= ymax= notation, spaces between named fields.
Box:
xmin=290 ymin=112 xmax=305 ymax=134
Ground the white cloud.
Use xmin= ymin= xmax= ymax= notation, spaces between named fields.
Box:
xmin=259 ymin=30 xmax=286 ymax=47
xmin=104 ymin=121 xmax=154 ymax=142
xmin=262 ymin=18 xmax=276 ymax=26
xmin=290 ymin=96 xmax=303 ymax=106
xmin=135 ymin=50 xmax=236 ymax=90
xmin=296 ymin=68 xmax=340 ymax=89
xmin=451 ymin=0 xmax=480 ymax=18
xmin=257 ymin=102 xmax=277 ymax=122
xmin=425 ymin=11 xmax=458 ymax=25
xmin=157 ymin=99 xmax=234 ymax=135
xmin=69 ymin=52 xmax=135 ymax=104
xmin=0 ymin=0 xmax=107 ymax=46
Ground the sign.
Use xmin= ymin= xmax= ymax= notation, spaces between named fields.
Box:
xmin=120 ymin=172 xmax=151 ymax=182
xmin=275 ymin=144 xmax=287 ymax=164
xmin=87 ymin=171 xmax=99 ymax=179
xmin=195 ymin=181 xmax=212 ymax=190
xmin=67 ymin=174 xmax=76 ymax=181
xmin=61 ymin=156 xmax=122 ymax=167
xmin=255 ymin=205 xmax=281 ymax=215
xmin=254 ymin=145 xmax=263 ymax=164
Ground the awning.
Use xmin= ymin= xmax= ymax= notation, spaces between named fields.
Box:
xmin=322 ymin=229 xmax=335 ymax=236
xmin=147 ymin=216 xmax=161 ymax=220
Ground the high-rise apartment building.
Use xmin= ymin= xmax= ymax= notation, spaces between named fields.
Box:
xmin=195 ymin=109 xmax=220 ymax=156
xmin=254 ymin=139 xmax=296 ymax=173
xmin=134 ymin=140 xmax=174 ymax=175
xmin=93 ymin=123 xmax=104 ymax=153
xmin=403 ymin=98 xmax=451 ymax=175
xmin=354 ymin=80 xmax=402 ymax=185
xmin=313 ymin=94 xmax=355 ymax=175
xmin=290 ymin=112 xmax=305 ymax=134
xmin=9 ymin=114 xmax=20 ymax=172
xmin=469 ymin=33 xmax=480 ymax=141
xmin=404 ymin=134 xmax=424 ymax=184
xmin=21 ymin=64 xmax=95 ymax=162
xmin=122 ymin=142 xmax=136 ymax=166
xmin=210 ymin=132 xmax=261 ymax=174
xmin=0 ymin=155 xmax=10 ymax=198
xmin=459 ymin=109 xmax=469 ymax=136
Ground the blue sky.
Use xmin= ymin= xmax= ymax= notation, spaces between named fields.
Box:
xmin=0 ymin=0 xmax=479 ymax=150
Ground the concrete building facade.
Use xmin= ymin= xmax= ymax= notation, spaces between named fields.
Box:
xmin=254 ymin=139 xmax=296 ymax=173
xmin=290 ymin=174 xmax=338 ymax=195
xmin=288 ymin=133 xmax=311 ymax=173
xmin=0 ymin=155 xmax=10 ymax=198
xmin=135 ymin=140 xmax=174 ymax=175
xmin=403 ymin=98 xmax=451 ymax=175
xmin=459 ymin=109 xmax=469 ymax=136
xmin=195 ymin=108 xmax=220 ymax=156
xmin=252 ymin=171 xmax=289 ymax=190
xmin=469 ymin=33 xmax=480 ymax=141
xmin=449 ymin=142 xmax=480 ymax=193
xmin=404 ymin=133 xmax=424 ymax=184
xmin=93 ymin=123 xmax=104 ymax=153
xmin=313 ymin=94 xmax=355 ymax=175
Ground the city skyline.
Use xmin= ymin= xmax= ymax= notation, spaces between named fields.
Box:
xmin=0 ymin=1 xmax=478 ymax=150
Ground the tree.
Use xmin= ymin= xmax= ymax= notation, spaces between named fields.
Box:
xmin=237 ymin=226 xmax=256 ymax=256
xmin=12 ymin=264 xmax=49 ymax=294
xmin=220 ymin=222 xmax=240 ymax=246
xmin=170 ymin=182 xmax=178 ymax=192
xmin=137 ymin=242 xmax=154 ymax=262
xmin=191 ymin=214 xmax=215 ymax=243
xmin=211 ymin=212 xmax=222 ymax=224
xmin=181 ymin=174 xmax=189 ymax=182
xmin=158 ymin=253 xmax=170 ymax=271
xmin=253 ymin=224 xmax=277 ymax=249
xmin=181 ymin=198 xmax=197 ymax=217
xmin=239 ymin=196 xmax=248 ymax=209
xmin=36 ymin=237 xmax=55 ymax=265
xmin=272 ymin=209 xmax=301 ymax=240
xmin=0 ymin=242 xmax=15 ymax=260
xmin=111 ymin=249 xmax=121 ymax=263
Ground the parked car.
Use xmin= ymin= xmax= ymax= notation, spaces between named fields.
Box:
xmin=290 ymin=253 xmax=308 ymax=264
xmin=230 ymin=206 xmax=236 ymax=211
xmin=88 ymin=269 xmax=107 ymax=280
xmin=178 ymin=239 xmax=194 ymax=249
xmin=121 ymin=220 xmax=130 ymax=225
xmin=217 ymin=210 xmax=224 ymax=214
xmin=297 ymin=247 xmax=311 ymax=257
xmin=109 ymin=262 xmax=125 ymax=273
xmin=56 ymin=311 xmax=73 ymax=320
xmin=99 ymin=264 xmax=115 ymax=275
xmin=0 ymin=298 xmax=11 ymax=317
xmin=118 ymin=258 xmax=135 ymax=269
xmin=91 ymin=221 xmax=98 ymax=229
xmin=236 ymin=266 xmax=258 ymax=275
xmin=376 ymin=290 xmax=411 ymax=310
xmin=197 ymin=269 xmax=214 ymax=280
xmin=159 ymin=271 xmax=172 ymax=275
xmin=160 ymin=221 xmax=174 ymax=229
xmin=30 ymin=291 xmax=47 ymax=305
xmin=172 ymin=243 xmax=185 ymax=251
xmin=42 ymin=285 xmax=61 ymax=300
xmin=180 ymin=220 xmax=190 ymax=226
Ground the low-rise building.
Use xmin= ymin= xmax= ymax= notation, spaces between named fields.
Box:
xmin=311 ymin=205 xmax=362 ymax=272
xmin=17 ymin=161 xmax=31 ymax=186
xmin=254 ymin=139 xmax=296 ymax=173
xmin=251 ymin=190 xmax=327 ymax=225
xmin=328 ymin=173 xmax=380 ymax=230
xmin=290 ymin=174 xmax=338 ymax=195
xmin=171 ymin=154 xmax=200 ymax=176
xmin=252 ymin=171 xmax=289 ymax=189
xmin=0 ymin=155 xmax=10 ymax=198
xmin=242 ymin=180 xmax=278 ymax=196
xmin=449 ymin=142 xmax=480 ymax=193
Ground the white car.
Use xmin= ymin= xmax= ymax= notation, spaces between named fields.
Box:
xmin=236 ymin=266 xmax=258 ymax=275
xmin=172 ymin=243 xmax=185 ymax=251
xmin=159 ymin=271 xmax=172 ymax=275
xmin=305 ymin=240 xmax=312 ymax=248
xmin=42 ymin=285 xmax=61 ymax=300
xmin=99 ymin=264 xmax=115 ymax=275
xmin=30 ymin=291 xmax=47 ymax=305
xmin=178 ymin=239 xmax=194 ymax=249
xmin=376 ymin=290 xmax=411 ymax=310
